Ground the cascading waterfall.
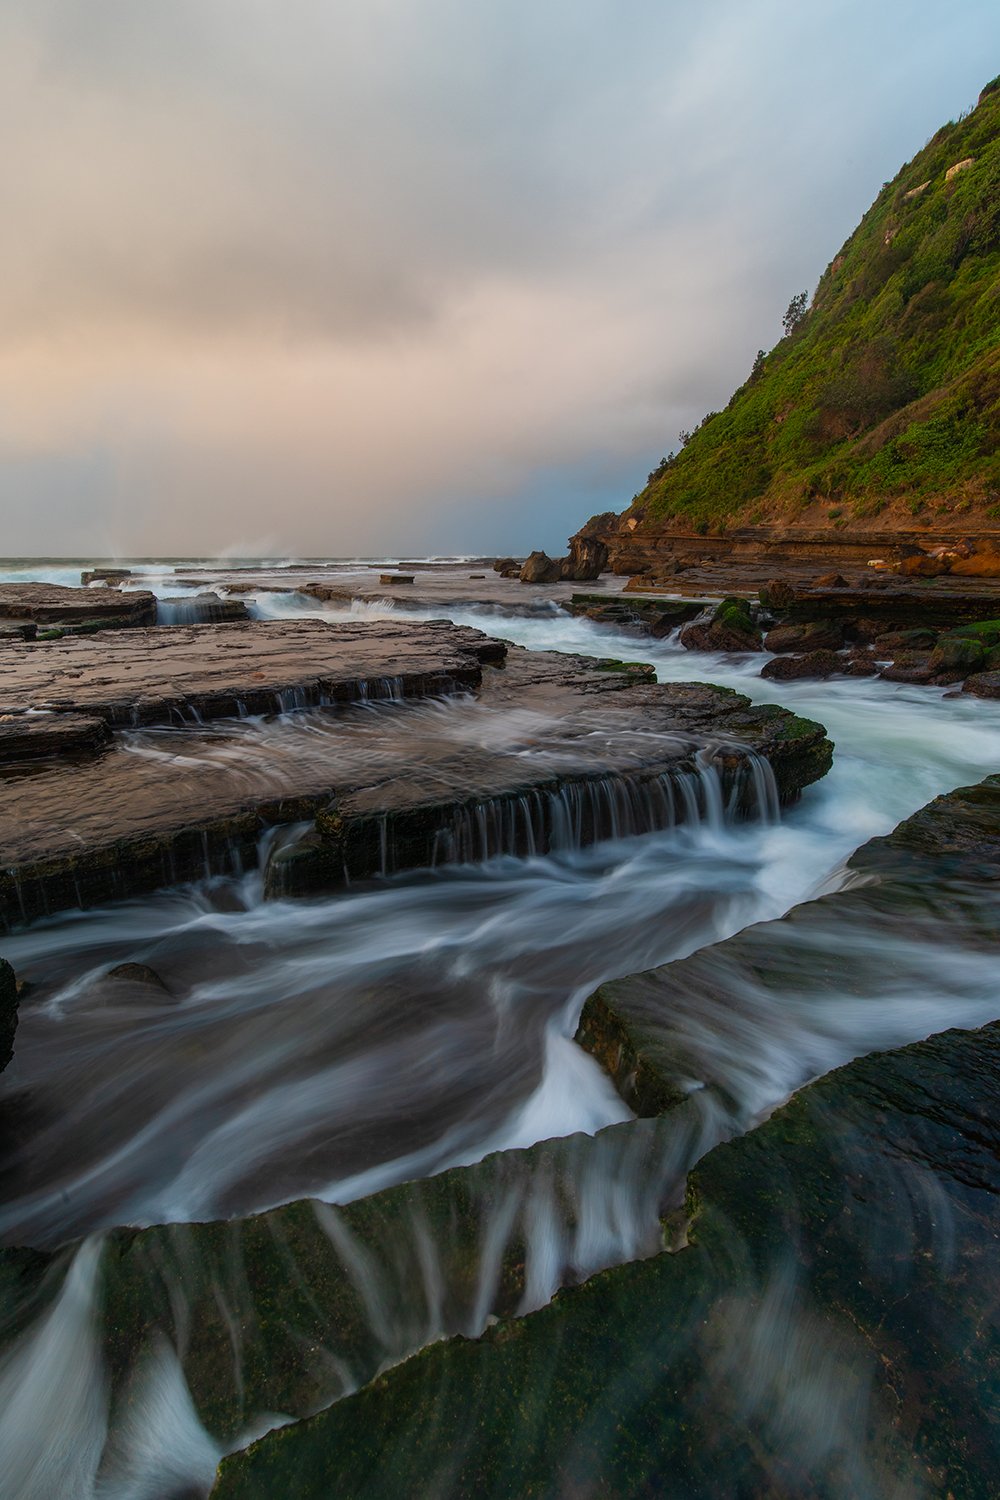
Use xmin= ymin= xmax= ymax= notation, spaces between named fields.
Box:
xmin=422 ymin=749 xmax=777 ymax=875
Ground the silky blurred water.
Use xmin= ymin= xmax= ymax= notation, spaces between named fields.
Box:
xmin=3 ymin=561 xmax=1000 ymax=1497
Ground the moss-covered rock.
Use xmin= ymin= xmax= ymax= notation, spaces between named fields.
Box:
xmin=212 ymin=1020 xmax=1000 ymax=1499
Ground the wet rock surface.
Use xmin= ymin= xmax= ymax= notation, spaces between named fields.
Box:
xmin=212 ymin=1014 xmax=1000 ymax=1500
xmin=576 ymin=773 xmax=1000 ymax=1115
xmin=0 ymin=640 xmax=831 ymax=927
xmin=0 ymin=1117 xmax=689 ymax=1448
xmin=0 ymin=583 xmax=156 ymax=628
xmin=0 ymin=618 xmax=500 ymax=727
xmin=0 ymin=712 xmax=111 ymax=764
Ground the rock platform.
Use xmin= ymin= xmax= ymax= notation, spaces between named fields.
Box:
xmin=0 ymin=624 xmax=831 ymax=927
xmin=0 ymin=618 xmax=500 ymax=726
xmin=0 ymin=582 xmax=156 ymax=628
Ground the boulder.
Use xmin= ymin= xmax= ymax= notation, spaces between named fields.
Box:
xmin=762 ymin=619 xmax=844 ymax=653
xmin=925 ymin=633 xmax=988 ymax=683
xmin=963 ymin=670 xmax=1000 ymax=699
xmin=679 ymin=598 xmax=763 ymax=653
xmin=757 ymin=577 xmax=797 ymax=610
xmin=760 ymin=648 xmax=842 ymax=681
xmin=492 ymin=557 xmax=518 ymax=574
xmin=559 ymin=535 xmax=608 ymax=582
xmin=518 ymin=551 xmax=563 ymax=585
xmin=812 ymin=572 xmax=849 ymax=588
xmin=880 ymin=650 xmax=934 ymax=683
xmin=871 ymin=627 xmax=938 ymax=654
xmin=896 ymin=547 xmax=950 ymax=578
xmin=841 ymin=648 xmax=879 ymax=676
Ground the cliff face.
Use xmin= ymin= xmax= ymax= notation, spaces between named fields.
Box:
xmin=581 ymin=77 xmax=1000 ymax=568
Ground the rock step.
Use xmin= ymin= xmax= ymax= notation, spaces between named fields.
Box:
xmin=0 ymin=1116 xmax=691 ymax=1458
xmin=212 ymin=1015 xmax=1000 ymax=1498
xmin=0 ymin=618 xmax=503 ymax=728
xmin=0 ymin=649 xmax=831 ymax=927
xmin=575 ymin=774 xmax=1000 ymax=1117
xmin=0 ymin=582 xmax=156 ymax=627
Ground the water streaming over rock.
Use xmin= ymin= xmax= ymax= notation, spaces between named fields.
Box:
xmin=4 ymin=564 xmax=1000 ymax=1495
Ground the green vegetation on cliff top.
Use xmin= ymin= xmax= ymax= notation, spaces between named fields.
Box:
xmin=631 ymin=77 xmax=1000 ymax=533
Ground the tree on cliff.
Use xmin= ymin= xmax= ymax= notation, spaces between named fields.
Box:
xmin=782 ymin=290 xmax=808 ymax=336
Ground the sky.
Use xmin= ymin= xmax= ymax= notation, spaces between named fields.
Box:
xmin=1 ymin=1 xmax=999 ymax=558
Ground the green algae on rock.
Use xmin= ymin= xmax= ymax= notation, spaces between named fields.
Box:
xmin=211 ymin=1018 xmax=1000 ymax=1499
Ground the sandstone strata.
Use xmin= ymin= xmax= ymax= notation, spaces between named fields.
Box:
xmin=0 ymin=582 xmax=156 ymax=628
xmin=0 ymin=632 xmax=831 ymax=927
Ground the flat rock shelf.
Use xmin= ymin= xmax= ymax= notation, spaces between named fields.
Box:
xmin=0 ymin=623 xmax=831 ymax=928
xmin=0 ymin=617 xmax=502 ymax=725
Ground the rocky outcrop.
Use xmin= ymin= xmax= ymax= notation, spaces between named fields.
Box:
xmin=0 ymin=583 xmax=156 ymax=628
xmin=0 ymin=619 xmax=502 ymax=727
xmin=519 ymin=534 xmax=609 ymax=585
xmin=0 ymin=641 xmax=831 ymax=927
xmin=518 ymin=550 xmax=563 ymax=584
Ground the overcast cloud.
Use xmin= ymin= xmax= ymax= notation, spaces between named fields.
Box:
xmin=1 ymin=0 xmax=998 ymax=556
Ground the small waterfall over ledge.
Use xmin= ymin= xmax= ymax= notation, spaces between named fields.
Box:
xmin=267 ymin=744 xmax=781 ymax=895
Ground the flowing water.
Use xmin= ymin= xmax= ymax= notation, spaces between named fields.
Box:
xmin=3 ymin=563 xmax=1000 ymax=1497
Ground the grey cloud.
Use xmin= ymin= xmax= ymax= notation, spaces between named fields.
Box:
xmin=0 ymin=0 xmax=999 ymax=552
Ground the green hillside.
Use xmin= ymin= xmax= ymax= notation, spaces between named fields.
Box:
xmin=630 ymin=76 xmax=1000 ymax=535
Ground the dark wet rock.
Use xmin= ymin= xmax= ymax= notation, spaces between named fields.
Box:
xmin=0 ymin=1117 xmax=688 ymax=1446
xmin=0 ymin=646 xmax=831 ymax=926
xmin=760 ymin=648 xmax=842 ymax=681
xmin=0 ymin=958 xmax=16 ymax=1074
xmin=518 ymin=551 xmax=563 ymax=585
xmin=872 ymin=627 xmax=939 ymax=653
xmin=0 ymin=713 xmax=111 ymax=764
xmin=841 ymin=647 xmax=879 ymax=676
xmin=964 ymin=670 xmax=1000 ymax=699
xmin=80 ymin=569 xmax=133 ymax=587
xmin=212 ymin=1018 xmax=1000 ymax=1499
xmin=679 ymin=597 xmax=763 ymax=653
xmin=157 ymin=593 xmax=250 ymax=624
xmin=492 ymin=557 xmax=518 ymax=574
xmin=0 ymin=623 xmax=37 ymax=643
xmin=925 ymin=633 xmax=988 ymax=682
xmin=758 ymin=576 xmax=797 ymax=609
xmin=0 ymin=583 xmax=156 ymax=628
xmin=106 ymin=962 xmax=171 ymax=991
xmin=0 ymin=619 xmax=503 ymax=728
xmin=563 ymin=594 xmax=705 ymax=637
xmin=762 ymin=618 xmax=844 ymax=653
xmin=85 ymin=962 xmax=177 ymax=1008
xmin=577 ymin=774 xmax=1000 ymax=1118
xmin=880 ymin=649 xmax=935 ymax=683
